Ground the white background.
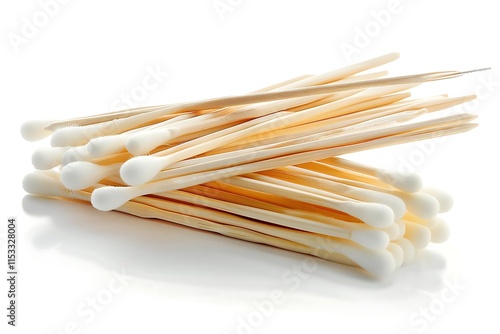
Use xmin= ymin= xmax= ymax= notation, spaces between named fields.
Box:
xmin=2 ymin=1 xmax=499 ymax=333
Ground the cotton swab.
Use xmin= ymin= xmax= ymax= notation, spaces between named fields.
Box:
xmin=155 ymin=188 xmax=390 ymax=250
xmin=387 ymin=243 xmax=404 ymax=268
xmin=421 ymin=187 xmax=454 ymax=213
xmin=21 ymin=120 xmax=55 ymax=142
xmin=429 ymin=218 xmax=450 ymax=243
xmin=258 ymin=168 xmax=407 ymax=219
xmin=31 ymin=146 xmax=68 ymax=170
xmin=61 ymin=161 xmax=121 ymax=190
xmin=86 ymin=113 xmax=193 ymax=158
xmin=294 ymin=163 xmax=441 ymax=219
xmin=393 ymin=238 xmax=416 ymax=264
xmin=323 ymin=157 xmax=423 ymax=193
xmin=44 ymin=105 xmax=168 ymax=131
xmin=403 ymin=220 xmax=432 ymax=250
xmin=403 ymin=212 xmax=439 ymax=229
xmin=22 ymin=170 xmax=397 ymax=276
xmin=42 ymin=74 xmax=315 ymax=131
xmin=90 ymin=120 xmax=476 ymax=211
xmin=223 ymin=175 xmax=395 ymax=228
xmin=120 ymin=111 xmax=476 ymax=187
xmin=195 ymin=182 xmax=400 ymax=243
xmin=119 ymin=81 xmax=415 ymax=180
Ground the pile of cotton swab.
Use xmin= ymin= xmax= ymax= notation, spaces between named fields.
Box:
xmin=21 ymin=53 xmax=484 ymax=276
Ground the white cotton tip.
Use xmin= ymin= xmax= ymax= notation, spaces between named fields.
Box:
xmin=393 ymin=238 xmax=415 ymax=265
xmin=344 ymin=202 xmax=394 ymax=228
xmin=87 ymin=135 xmax=128 ymax=158
xmin=350 ymin=189 xmax=406 ymax=220
xmin=61 ymin=146 xmax=92 ymax=165
xmin=126 ymin=128 xmax=175 ymax=156
xmin=350 ymin=229 xmax=390 ymax=251
xmin=61 ymin=162 xmax=119 ymax=190
xmin=401 ymin=192 xmax=440 ymax=219
xmin=404 ymin=213 xmax=439 ymax=229
xmin=387 ymin=243 xmax=404 ymax=268
xmin=340 ymin=245 xmax=396 ymax=276
xmin=22 ymin=171 xmax=67 ymax=197
xmin=378 ymin=170 xmax=422 ymax=193
xmin=51 ymin=126 xmax=86 ymax=147
xmin=430 ymin=218 xmax=450 ymax=243
xmin=381 ymin=223 xmax=399 ymax=241
xmin=32 ymin=146 xmax=67 ymax=170
xmin=423 ymin=216 xmax=439 ymax=229
xmin=20 ymin=120 xmax=54 ymax=142
xmin=421 ymin=187 xmax=454 ymax=213
xmin=120 ymin=156 xmax=166 ymax=186
xmin=404 ymin=221 xmax=431 ymax=250
xmin=395 ymin=220 xmax=406 ymax=239
xmin=91 ymin=186 xmax=136 ymax=211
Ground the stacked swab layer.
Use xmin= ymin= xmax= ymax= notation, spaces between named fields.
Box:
xmin=21 ymin=53 xmax=481 ymax=276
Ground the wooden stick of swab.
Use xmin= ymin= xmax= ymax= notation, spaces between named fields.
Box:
xmin=294 ymin=162 xmax=441 ymax=219
xmin=31 ymin=66 xmax=487 ymax=146
xmin=209 ymin=92 xmax=413 ymax=154
xmin=256 ymin=169 xmax=407 ymax=219
xmin=123 ymin=72 xmax=403 ymax=156
xmin=61 ymin=164 xmax=373 ymax=242
xmin=158 ymin=188 xmax=388 ymax=247
xmin=201 ymin=181 xmax=359 ymax=222
xmin=47 ymin=53 xmax=402 ymax=146
xmin=127 ymin=67 xmax=486 ymax=113
xmin=134 ymin=193 xmax=390 ymax=253
xmin=184 ymin=183 xmax=395 ymax=235
xmin=93 ymin=117 xmax=464 ymax=211
xmin=49 ymin=105 xmax=168 ymax=128
xmin=201 ymin=181 xmax=400 ymax=241
xmin=123 ymin=200 xmax=397 ymax=276
xmin=123 ymin=70 xmax=358 ymax=155
xmin=22 ymin=171 xmax=397 ymax=276
xmin=155 ymin=189 xmax=390 ymax=250
xmin=120 ymin=83 xmax=418 ymax=185
xmin=260 ymin=169 xmax=408 ymax=226
xmin=224 ymin=175 xmax=394 ymax=228
xmin=121 ymin=111 xmax=475 ymax=186
xmin=59 ymin=113 xmax=291 ymax=187
xmin=44 ymin=74 xmax=314 ymax=131
xmin=61 ymin=166 xmax=389 ymax=248
xmin=144 ymin=119 xmax=476 ymax=193
xmin=90 ymin=120 xmax=476 ymax=211
xmin=175 ymin=94 xmax=458 ymax=157
xmin=325 ymin=157 xmax=423 ymax=192
xmin=285 ymin=71 xmax=389 ymax=112
xmin=27 ymin=166 xmax=402 ymax=266
xmin=295 ymin=162 xmax=398 ymax=191
xmin=175 ymin=122 xmax=476 ymax=193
